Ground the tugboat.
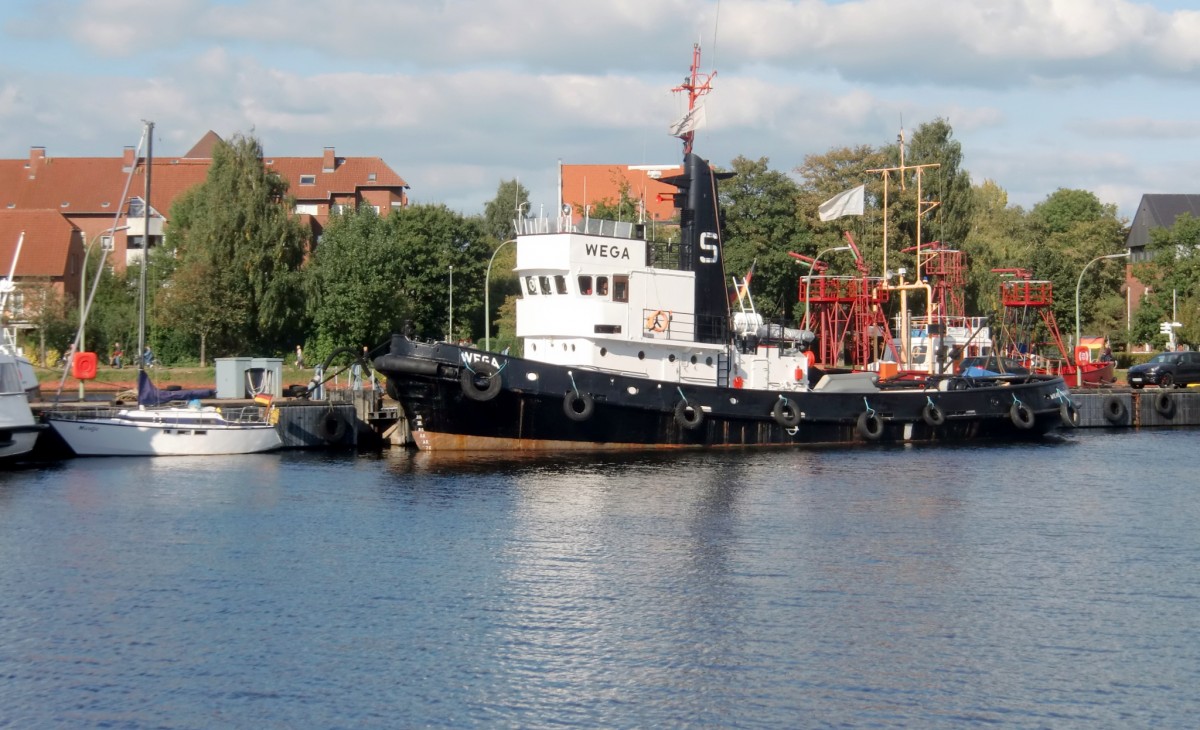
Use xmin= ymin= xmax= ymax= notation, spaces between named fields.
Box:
xmin=374 ymin=49 xmax=1075 ymax=452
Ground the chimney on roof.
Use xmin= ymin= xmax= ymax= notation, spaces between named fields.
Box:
xmin=27 ymin=146 xmax=45 ymax=178
xmin=323 ymin=147 xmax=336 ymax=173
xmin=123 ymin=146 xmax=136 ymax=171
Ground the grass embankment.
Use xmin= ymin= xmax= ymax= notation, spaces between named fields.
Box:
xmin=36 ymin=364 xmax=318 ymax=393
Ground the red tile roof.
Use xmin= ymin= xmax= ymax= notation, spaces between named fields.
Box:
xmin=561 ymin=164 xmax=681 ymax=222
xmin=0 ymin=137 xmax=409 ymax=218
xmin=0 ymin=210 xmax=79 ymax=278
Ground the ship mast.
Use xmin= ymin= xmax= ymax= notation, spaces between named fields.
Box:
xmin=671 ymin=43 xmax=716 ymax=157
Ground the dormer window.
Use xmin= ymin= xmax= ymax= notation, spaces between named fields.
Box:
xmin=300 ymin=175 xmax=316 ymax=185
xmin=367 ymin=172 xmax=377 ymax=182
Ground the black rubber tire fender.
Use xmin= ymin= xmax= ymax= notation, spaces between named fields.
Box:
xmin=460 ymin=364 xmax=502 ymax=402
xmin=1154 ymin=391 xmax=1176 ymax=419
xmin=563 ymin=392 xmax=595 ymax=422
xmin=856 ymin=410 xmax=884 ymax=441
xmin=1010 ymin=401 xmax=1036 ymax=430
xmin=1059 ymin=399 xmax=1079 ymax=428
xmin=1102 ymin=395 xmax=1127 ymax=425
xmin=674 ymin=399 xmax=705 ymax=431
xmin=922 ymin=401 xmax=946 ymax=427
xmin=321 ymin=411 xmax=349 ymax=443
xmin=772 ymin=397 xmax=801 ymax=427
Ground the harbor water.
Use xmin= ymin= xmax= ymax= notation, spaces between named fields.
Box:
xmin=2 ymin=430 xmax=1198 ymax=728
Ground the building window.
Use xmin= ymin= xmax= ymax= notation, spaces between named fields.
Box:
xmin=100 ymin=235 xmax=114 ymax=251
xmin=300 ymin=175 xmax=316 ymax=185
xmin=368 ymin=172 xmax=377 ymax=182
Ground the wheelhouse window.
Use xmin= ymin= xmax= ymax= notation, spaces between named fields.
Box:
xmin=526 ymin=277 xmax=538 ymax=295
xmin=613 ymin=275 xmax=628 ymax=302
xmin=538 ymin=276 xmax=551 ymax=295
xmin=597 ymin=276 xmax=609 ymax=297
xmin=578 ymin=275 xmax=593 ymax=295
xmin=554 ymin=275 xmax=567 ymax=295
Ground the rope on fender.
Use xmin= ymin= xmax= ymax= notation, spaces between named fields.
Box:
xmin=862 ymin=397 xmax=875 ymax=416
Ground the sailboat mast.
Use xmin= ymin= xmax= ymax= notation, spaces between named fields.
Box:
xmin=138 ymin=120 xmax=153 ymax=371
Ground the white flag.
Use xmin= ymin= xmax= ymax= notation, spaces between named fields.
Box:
xmin=668 ymin=105 xmax=706 ymax=137
xmin=818 ymin=184 xmax=866 ymax=222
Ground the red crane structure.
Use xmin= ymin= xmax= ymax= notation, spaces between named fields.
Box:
xmin=991 ymin=268 xmax=1113 ymax=385
xmin=794 ymin=233 xmax=897 ymax=368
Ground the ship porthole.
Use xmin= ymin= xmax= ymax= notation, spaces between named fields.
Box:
xmin=706 ymin=357 xmax=713 ymax=366
xmin=690 ymin=355 xmax=697 ymax=364
xmin=600 ymin=348 xmax=607 ymax=357
xmin=669 ymin=354 xmax=676 ymax=362
xmin=638 ymin=351 xmax=645 ymax=360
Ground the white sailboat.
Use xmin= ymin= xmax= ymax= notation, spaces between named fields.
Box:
xmin=1 ymin=231 xmax=46 ymax=461
xmin=46 ymin=121 xmax=282 ymax=457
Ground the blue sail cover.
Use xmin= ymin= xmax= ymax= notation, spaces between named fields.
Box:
xmin=137 ymin=369 xmax=216 ymax=407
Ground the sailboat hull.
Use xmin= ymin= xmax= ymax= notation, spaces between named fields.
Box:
xmin=46 ymin=410 xmax=282 ymax=457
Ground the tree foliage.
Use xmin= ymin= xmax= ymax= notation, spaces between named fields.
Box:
xmin=482 ymin=179 xmax=530 ymax=241
xmin=1132 ymin=213 xmax=1200 ymax=347
xmin=907 ymin=119 xmax=974 ymax=247
xmin=389 ymin=204 xmax=492 ymax=341
xmin=718 ymin=156 xmax=810 ymax=319
xmin=158 ymin=133 xmax=310 ymax=359
xmin=304 ymin=205 xmax=409 ymax=361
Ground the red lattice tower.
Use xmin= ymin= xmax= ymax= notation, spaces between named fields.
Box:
xmin=901 ymin=241 xmax=967 ymax=320
xmin=993 ymin=268 xmax=1069 ymax=360
xmin=793 ymin=233 xmax=895 ymax=367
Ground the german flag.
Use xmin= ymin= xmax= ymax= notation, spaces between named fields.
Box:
xmin=253 ymin=393 xmax=274 ymax=408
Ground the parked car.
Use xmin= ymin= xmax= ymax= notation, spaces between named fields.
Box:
xmin=956 ymin=356 xmax=1031 ymax=376
xmin=1127 ymin=351 xmax=1200 ymax=389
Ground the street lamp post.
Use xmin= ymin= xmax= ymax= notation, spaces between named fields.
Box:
xmin=79 ymin=225 xmax=129 ymax=399
xmin=1075 ymin=251 xmax=1130 ymax=387
xmin=484 ymin=239 xmax=516 ymax=351
xmin=803 ymin=245 xmax=852 ymax=332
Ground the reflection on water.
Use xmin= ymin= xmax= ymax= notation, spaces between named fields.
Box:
xmin=1 ymin=431 xmax=1198 ymax=728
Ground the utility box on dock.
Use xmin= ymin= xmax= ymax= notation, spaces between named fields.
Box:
xmin=215 ymin=357 xmax=283 ymax=399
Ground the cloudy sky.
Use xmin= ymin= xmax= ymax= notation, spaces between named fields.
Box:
xmin=2 ymin=0 xmax=1197 ymax=221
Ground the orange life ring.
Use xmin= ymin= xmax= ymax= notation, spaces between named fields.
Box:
xmin=646 ymin=310 xmax=672 ymax=333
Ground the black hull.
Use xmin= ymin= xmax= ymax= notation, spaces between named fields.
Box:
xmin=376 ymin=336 xmax=1071 ymax=451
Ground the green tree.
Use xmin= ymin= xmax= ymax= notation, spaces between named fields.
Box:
xmin=718 ymin=156 xmax=810 ymax=319
xmin=907 ymin=118 xmax=974 ymax=248
xmin=1026 ymin=189 xmax=1126 ymax=340
xmin=795 ymin=144 xmax=890 ymax=280
xmin=304 ymin=205 xmax=410 ymax=361
xmin=1132 ymin=212 xmax=1200 ymax=346
xmin=482 ymin=179 xmax=530 ymax=241
xmin=962 ymin=180 xmax=1035 ymax=314
xmin=159 ymin=133 xmax=311 ymax=358
xmin=388 ymin=204 xmax=491 ymax=341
